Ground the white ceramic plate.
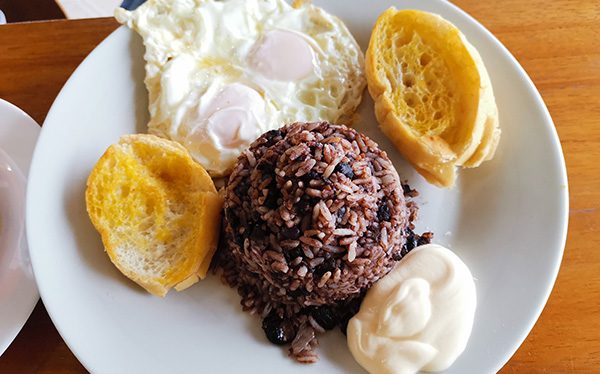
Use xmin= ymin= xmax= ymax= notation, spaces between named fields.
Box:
xmin=0 ymin=99 xmax=40 ymax=356
xmin=26 ymin=0 xmax=568 ymax=373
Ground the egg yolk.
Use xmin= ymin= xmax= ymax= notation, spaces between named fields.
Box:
xmin=187 ymin=83 xmax=266 ymax=149
xmin=249 ymin=29 xmax=316 ymax=82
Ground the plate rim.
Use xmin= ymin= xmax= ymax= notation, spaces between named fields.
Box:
xmin=0 ymin=98 xmax=41 ymax=357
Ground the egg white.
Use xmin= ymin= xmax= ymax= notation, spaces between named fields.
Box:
xmin=117 ymin=0 xmax=365 ymax=176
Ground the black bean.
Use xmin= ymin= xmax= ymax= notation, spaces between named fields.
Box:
xmin=401 ymin=227 xmax=418 ymax=256
xmin=286 ymin=247 xmax=304 ymax=262
xmin=281 ymin=226 xmax=301 ymax=240
xmin=296 ymin=195 xmax=312 ymax=214
xmin=339 ymin=298 xmax=362 ymax=336
xmin=377 ymin=201 xmax=391 ymax=221
xmin=287 ymin=286 xmax=309 ymax=298
xmin=417 ymin=235 xmax=431 ymax=246
xmin=257 ymin=160 xmax=274 ymax=172
xmin=405 ymin=235 xmax=418 ymax=252
xmin=309 ymin=196 xmax=320 ymax=205
xmin=314 ymin=262 xmax=334 ymax=279
xmin=242 ymin=224 xmax=253 ymax=240
xmin=235 ymin=233 xmax=245 ymax=248
xmin=301 ymin=169 xmax=320 ymax=183
xmin=264 ymin=178 xmax=281 ymax=209
xmin=310 ymin=306 xmax=337 ymax=330
xmin=336 ymin=206 xmax=346 ymax=220
xmin=234 ymin=182 xmax=249 ymax=197
xmin=262 ymin=315 xmax=295 ymax=345
xmin=250 ymin=224 xmax=266 ymax=240
xmin=243 ymin=268 xmax=259 ymax=279
xmin=421 ymin=231 xmax=434 ymax=243
xmin=261 ymin=171 xmax=275 ymax=181
xmin=339 ymin=318 xmax=350 ymax=336
xmin=264 ymin=189 xmax=280 ymax=209
xmin=334 ymin=162 xmax=354 ymax=179
xmin=225 ymin=207 xmax=239 ymax=228
xmin=264 ymin=129 xmax=283 ymax=142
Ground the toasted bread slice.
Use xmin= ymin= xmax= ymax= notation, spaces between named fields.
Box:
xmin=365 ymin=8 xmax=500 ymax=187
xmin=86 ymin=134 xmax=223 ymax=297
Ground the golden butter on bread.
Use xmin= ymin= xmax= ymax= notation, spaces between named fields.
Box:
xmin=365 ymin=8 xmax=500 ymax=187
xmin=86 ymin=134 xmax=223 ymax=297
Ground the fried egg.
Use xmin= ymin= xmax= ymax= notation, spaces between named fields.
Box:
xmin=116 ymin=0 xmax=365 ymax=176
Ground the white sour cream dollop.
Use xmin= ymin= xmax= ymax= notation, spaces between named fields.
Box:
xmin=347 ymin=244 xmax=476 ymax=374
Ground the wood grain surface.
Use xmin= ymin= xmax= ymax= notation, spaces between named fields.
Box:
xmin=0 ymin=0 xmax=598 ymax=372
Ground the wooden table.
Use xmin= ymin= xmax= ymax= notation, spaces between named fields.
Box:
xmin=0 ymin=1 xmax=598 ymax=372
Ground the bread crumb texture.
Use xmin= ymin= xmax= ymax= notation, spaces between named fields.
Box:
xmin=86 ymin=134 xmax=223 ymax=297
